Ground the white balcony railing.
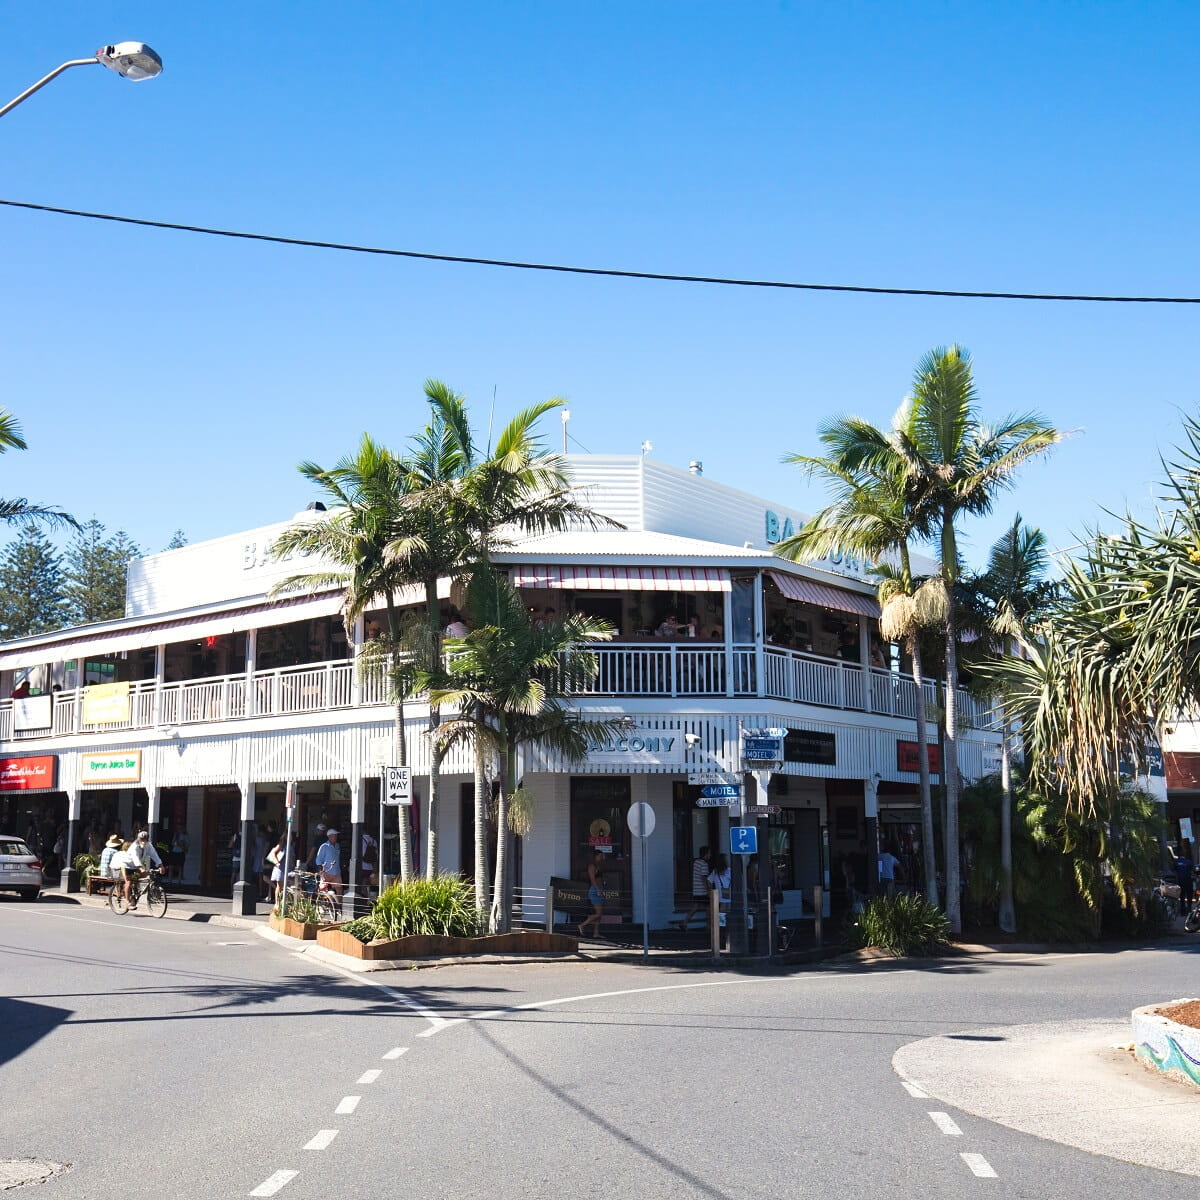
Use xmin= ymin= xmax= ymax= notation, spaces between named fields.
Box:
xmin=0 ymin=641 xmax=991 ymax=743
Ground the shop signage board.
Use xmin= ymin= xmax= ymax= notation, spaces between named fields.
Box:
xmin=12 ymin=696 xmax=52 ymax=732
xmin=382 ymin=766 xmax=412 ymax=806
xmin=897 ymin=740 xmax=941 ymax=774
xmin=785 ymin=729 xmax=837 ymax=766
xmin=696 ymin=796 xmax=740 ymax=808
xmin=0 ymin=755 xmax=56 ymax=791
xmin=1181 ymin=817 xmax=1194 ymax=843
xmin=80 ymin=751 xmax=142 ymax=785
xmin=82 ymin=682 xmax=131 ymax=725
xmin=585 ymin=728 xmax=686 ymax=767
xmin=730 ymin=826 xmax=758 ymax=855
xmin=746 ymin=805 xmax=781 ymax=817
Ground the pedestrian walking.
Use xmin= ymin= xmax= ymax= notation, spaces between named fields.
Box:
xmin=578 ymin=851 xmax=607 ymax=939
xmin=675 ymin=845 xmax=712 ymax=930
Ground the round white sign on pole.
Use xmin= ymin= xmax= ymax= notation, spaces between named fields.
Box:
xmin=626 ymin=801 xmax=656 ymax=838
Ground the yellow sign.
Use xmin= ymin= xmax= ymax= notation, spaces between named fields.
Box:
xmin=80 ymin=751 xmax=142 ymax=785
xmin=82 ymin=682 xmax=131 ymax=724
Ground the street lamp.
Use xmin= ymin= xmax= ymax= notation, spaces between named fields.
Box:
xmin=0 ymin=42 xmax=163 ymax=119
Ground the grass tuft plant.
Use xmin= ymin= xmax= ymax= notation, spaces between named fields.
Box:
xmin=849 ymin=893 xmax=951 ymax=957
xmin=369 ymin=874 xmax=482 ymax=940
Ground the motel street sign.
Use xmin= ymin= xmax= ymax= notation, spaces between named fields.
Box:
xmin=742 ymin=728 xmax=786 ymax=763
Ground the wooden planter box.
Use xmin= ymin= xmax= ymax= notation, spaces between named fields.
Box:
xmin=316 ymin=927 xmax=578 ymax=960
xmin=269 ymin=912 xmax=319 ymax=941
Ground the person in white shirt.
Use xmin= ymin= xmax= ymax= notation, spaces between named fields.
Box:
xmin=123 ymin=830 xmax=163 ymax=908
xmin=877 ymin=847 xmax=902 ymax=899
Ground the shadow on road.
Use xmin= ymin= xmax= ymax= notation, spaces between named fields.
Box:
xmin=0 ymin=995 xmax=72 ymax=1068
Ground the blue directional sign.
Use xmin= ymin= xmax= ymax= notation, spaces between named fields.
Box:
xmin=743 ymin=729 xmax=785 ymax=762
xmin=730 ymin=826 xmax=758 ymax=855
xmin=700 ymin=784 xmax=740 ymax=799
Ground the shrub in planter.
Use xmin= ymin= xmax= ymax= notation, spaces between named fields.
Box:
xmin=369 ymin=875 xmax=482 ymax=940
xmin=73 ymin=853 xmax=99 ymax=884
xmin=277 ymin=891 xmax=320 ymax=925
xmin=340 ymin=917 xmax=377 ymax=945
xmin=849 ymin=894 xmax=950 ymax=957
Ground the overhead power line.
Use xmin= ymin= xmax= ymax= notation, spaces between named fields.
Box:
xmin=3 ymin=196 xmax=1199 ymax=305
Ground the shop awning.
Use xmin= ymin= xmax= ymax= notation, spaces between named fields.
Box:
xmin=767 ymin=571 xmax=880 ymax=618
xmin=511 ymin=564 xmax=731 ymax=592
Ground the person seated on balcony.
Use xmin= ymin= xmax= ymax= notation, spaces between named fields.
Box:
xmin=655 ymin=614 xmax=679 ymax=637
xmin=444 ymin=609 xmax=469 ymax=638
xmin=869 ymin=639 xmax=888 ymax=670
xmin=685 ymin=614 xmax=702 ymax=638
xmin=836 ymin=629 xmax=861 ymax=664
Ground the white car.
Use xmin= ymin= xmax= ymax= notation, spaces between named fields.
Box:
xmin=0 ymin=835 xmax=41 ymax=900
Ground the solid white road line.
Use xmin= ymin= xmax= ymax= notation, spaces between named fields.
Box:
xmin=335 ymin=1096 xmax=361 ymax=1115
xmin=249 ymin=1169 xmax=298 ymax=1196
xmin=960 ymin=1153 xmax=998 ymax=1178
xmin=16 ymin=906 xmax=198 ymax=937
xmin=929 ymin=1112 xmax=963 ymax=1136
xmin=294 ymin=953 xmax=449 ymax=1030
xmin=357 ymin=1069 xmax=381 ymax=1084
xmin=303 ymin=1130 xmax=339 ymax=1151
xmin=382 ymin=1047 xmax=408 ymax=1060
xmin=901 ymin=1081 xmax=929 ymax=1099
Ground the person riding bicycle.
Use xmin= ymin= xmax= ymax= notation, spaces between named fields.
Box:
xmin=124 ymin=829 xmax=163 ymax=909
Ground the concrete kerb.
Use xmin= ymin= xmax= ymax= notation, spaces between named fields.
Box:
xmin=46 ymin=891 xmax=267 ymax=933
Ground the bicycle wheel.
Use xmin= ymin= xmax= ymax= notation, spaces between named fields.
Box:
xmin=1185 ymin=902 xmax=1200 ymax=934
xmin=145 ymin=882 xmax=168 ymax=919
xmin=316 ymin=891 xmax=340 ymax=923
xmin=108 ymin=884 xmax=129 ymax=915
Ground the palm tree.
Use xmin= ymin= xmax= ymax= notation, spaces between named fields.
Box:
xmin=964 ymin=516 xmax=1055 ymax=932
xmin=778 ymin=412 xmax=944 ymax=908
xmin=882 ymin=347 xmax=1061 ymax=932
xmin=390 ymin=381 xmax=618 ymax=879
xmin=425 ymin=569 xmax=615 ymax=932
xmin=269 ymin=435 xmax=423 ymax=881
xmin=0 ymin=407 xmax=76 ymax=531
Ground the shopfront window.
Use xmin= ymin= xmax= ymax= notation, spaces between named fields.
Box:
xmin=672 ymin=781 xmax=719 ymax=898
xmin=569 ymin=776 xmax=632 ymax=923
xmin=255 ymin=617 xmax=348 ymax=672
xmin=164 ymin=634 xmax=247 ymax=683
xmin=729 ymin=576 xmax=756 ymax=643
xmin=767 ymin=807 xmax=821 ymax=895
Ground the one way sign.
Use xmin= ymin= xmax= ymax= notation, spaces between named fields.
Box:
xmin=382 ymin=766 xmax=412 ymax=806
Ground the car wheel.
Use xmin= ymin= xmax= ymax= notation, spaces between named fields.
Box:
xmin=18 ymin=888 xmax=40 ymax=902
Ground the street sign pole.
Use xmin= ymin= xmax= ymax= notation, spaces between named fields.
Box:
xmin=626 ymin=802 xmax=656 ymax=960
xmin=280 ymin=780 xmax=296 ymax=916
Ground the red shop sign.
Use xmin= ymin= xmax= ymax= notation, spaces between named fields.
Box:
xmin=896 ymin=741 xmax=940 ymax=775
xmin=0 ymin=755 xmax=57 ymax=791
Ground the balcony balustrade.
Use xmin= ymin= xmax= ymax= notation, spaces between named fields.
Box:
xmin=0 ymin=641 xmax=990 ymax=744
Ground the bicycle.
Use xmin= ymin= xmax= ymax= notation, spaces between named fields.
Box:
xmin=1154 ymin=878 xmax=1181 ymax=924
xmin=1184 ymin=894 xmax=1200 ymax=934
xmin=287 ymin=869 xmax=341 ymax=923
xmin=108 ymin=868 xmax=168 ymax=919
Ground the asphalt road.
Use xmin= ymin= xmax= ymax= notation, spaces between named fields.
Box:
xmin=2 ymin=895 xmax=1198 ymax=1198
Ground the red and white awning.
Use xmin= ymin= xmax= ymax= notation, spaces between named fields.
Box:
xmin=512 ymin=565 xmax=731 ymax=592
xmin=768 ymin=571 xmax=880 ymax=618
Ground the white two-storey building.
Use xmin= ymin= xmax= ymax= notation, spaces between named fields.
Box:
xmin=0 ymin=456 xmax=1000 ymax=926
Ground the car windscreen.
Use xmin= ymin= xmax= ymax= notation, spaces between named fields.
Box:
xmin=0 ymin=840 xmax=33 ymax=856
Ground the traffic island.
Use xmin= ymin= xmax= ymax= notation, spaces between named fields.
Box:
xmin=1132 ymin=998 xmax=1200 ymax=1089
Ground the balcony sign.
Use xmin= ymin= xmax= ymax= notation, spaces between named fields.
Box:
xmin=584 ymin=728 xmax=684 ymax=766
xmin=82 ymin=682 xmax=131 ymax=725
xmin=897 ymin=740 xmax=940 ymax=775
xmin=13 ymin=695 xmax=52 ymax=732
xmin=80 ymin=751 xmax=142 ymax=785
xmin=0 ymin=755 xmax=56 ymax=791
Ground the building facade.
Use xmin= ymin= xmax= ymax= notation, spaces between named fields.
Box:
xmin=0 ymin=456 xmax=1001 ymax=925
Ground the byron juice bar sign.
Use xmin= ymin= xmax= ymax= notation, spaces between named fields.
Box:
xmin=80 ymin=751 xmax=142 ymax=785
xmin=0 ymin=755 xmax=57 ymax=791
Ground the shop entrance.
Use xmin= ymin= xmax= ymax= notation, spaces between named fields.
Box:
xmin=569 ymin=776 xmax=632 ymax=924
xmin=200 ymin=785 xmax=242 ymax=892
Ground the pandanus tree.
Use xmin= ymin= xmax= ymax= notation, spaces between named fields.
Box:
xmin=270 ymin=435 xmax=423 ymax=880
xmin=778 ymin=411 xmax=943 ymax=907
xmin=424 ymin=569 xmax=614 ymax=931
xmin=389 ymin=381 xmax=617 ymax=878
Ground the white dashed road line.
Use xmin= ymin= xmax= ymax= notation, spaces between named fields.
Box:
xmin=303 ymin=1130 xmax=339 ymax=1151
xmin=928 ymin=1111 xmax=963 ymax=1136
xmin=357 ymin=1069 xmax=381 ymax=1084
xmin=334 ymin=1096 xmax=361 ymax=1115
xmin=249 ymin=1168 xmax=298 ymax=1196
xmin=382 ymin=1046 xmax=408 ymax=1060
xmin=960 ymin=1153 xmax=998 ymax=1178
xmin=901 ymin=1081 xmax=929 ymax=1098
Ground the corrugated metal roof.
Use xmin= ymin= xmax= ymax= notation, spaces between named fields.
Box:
xmin=498 ymin=530 xmax=770 ymax=561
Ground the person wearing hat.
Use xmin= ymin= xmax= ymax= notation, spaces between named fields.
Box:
xmin=98 ymin=833 xmax=122 ymax=880
xmin=124 ymin=830 xmax=163 ymax=909
xmin=314 ymin=828 xmax=343 ymax=917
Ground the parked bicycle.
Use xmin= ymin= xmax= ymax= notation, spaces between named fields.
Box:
xmin=286 ymin=869 xmax=341 ymax=923
xmin=109 ymin=868 xmax=168 ymax=918
xmin=1184 ymin=893 xmax=1200 ymax=934
xmin=1154 ymin=877 xmax=1182 ymax=924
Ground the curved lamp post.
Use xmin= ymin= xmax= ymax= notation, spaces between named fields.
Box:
xmin=0 ymin=42 xmax=163 ymax=119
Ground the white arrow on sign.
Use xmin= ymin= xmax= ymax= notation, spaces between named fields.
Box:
xmin=382 ymin=765 xmax=412 ymax=806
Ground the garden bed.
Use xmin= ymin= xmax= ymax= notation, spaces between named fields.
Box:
xmin=269 ymin=912 xmax=319 ymax=941
xmin=1132 ymin=999 xmax=1200 ymax=1089
xmin=316 ymin=927 xmax=577 ymax=960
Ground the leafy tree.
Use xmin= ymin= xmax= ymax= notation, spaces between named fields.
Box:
xmin=165 ymin=529 xmax=188 ymax=550
xmin=0 ymin=407 xmax=76 ymax=533
xmin=62 ymin=519 xmax=141 ymax=625
xmin=0 ymin=526 xmax=66 ymax=637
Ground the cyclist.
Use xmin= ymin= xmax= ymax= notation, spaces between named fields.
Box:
xmin=314 ymin=828 xmax=343 ymax=915
xmin=124 ymin=829 xmax=163 ymax=909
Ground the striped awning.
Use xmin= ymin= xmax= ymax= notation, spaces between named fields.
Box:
xmin=768 ymin=571 xmax=880 ymax=618
xmin=512 ymin=565 xmax=731 ymax=592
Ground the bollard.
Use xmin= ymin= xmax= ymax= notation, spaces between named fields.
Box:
xmin=545 ymin=885 xmax=555 ymax=934
xmin=764 ymin=888 xmax=774 ymax=959
xmin=710 ymin=884 xmax=722 ymax=959
xmin=814 ymin=885 xmax=824 ymax=949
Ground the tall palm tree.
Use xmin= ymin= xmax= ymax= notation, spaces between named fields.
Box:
xmin=881 ymin=347 xmax=1061 ymax=932
xmin=425 ymin=569 xmax=614 ymax=932
xmin=777 ymin=412 xmax=944 ymax=907
xmin=270 ymin=435 xmax=423 ymax=881
xmin=390 ymin=380 xmax=618 ymax=879
xmin=964 ymin=516 xmax=1055 ymax=932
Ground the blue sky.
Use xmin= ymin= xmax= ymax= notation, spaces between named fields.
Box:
xmin=2 ymin=2 xmax=1198 ymax=570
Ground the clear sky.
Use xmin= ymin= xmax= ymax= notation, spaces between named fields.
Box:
xmin=2 ymin=2 xmax=1197 ymax=571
